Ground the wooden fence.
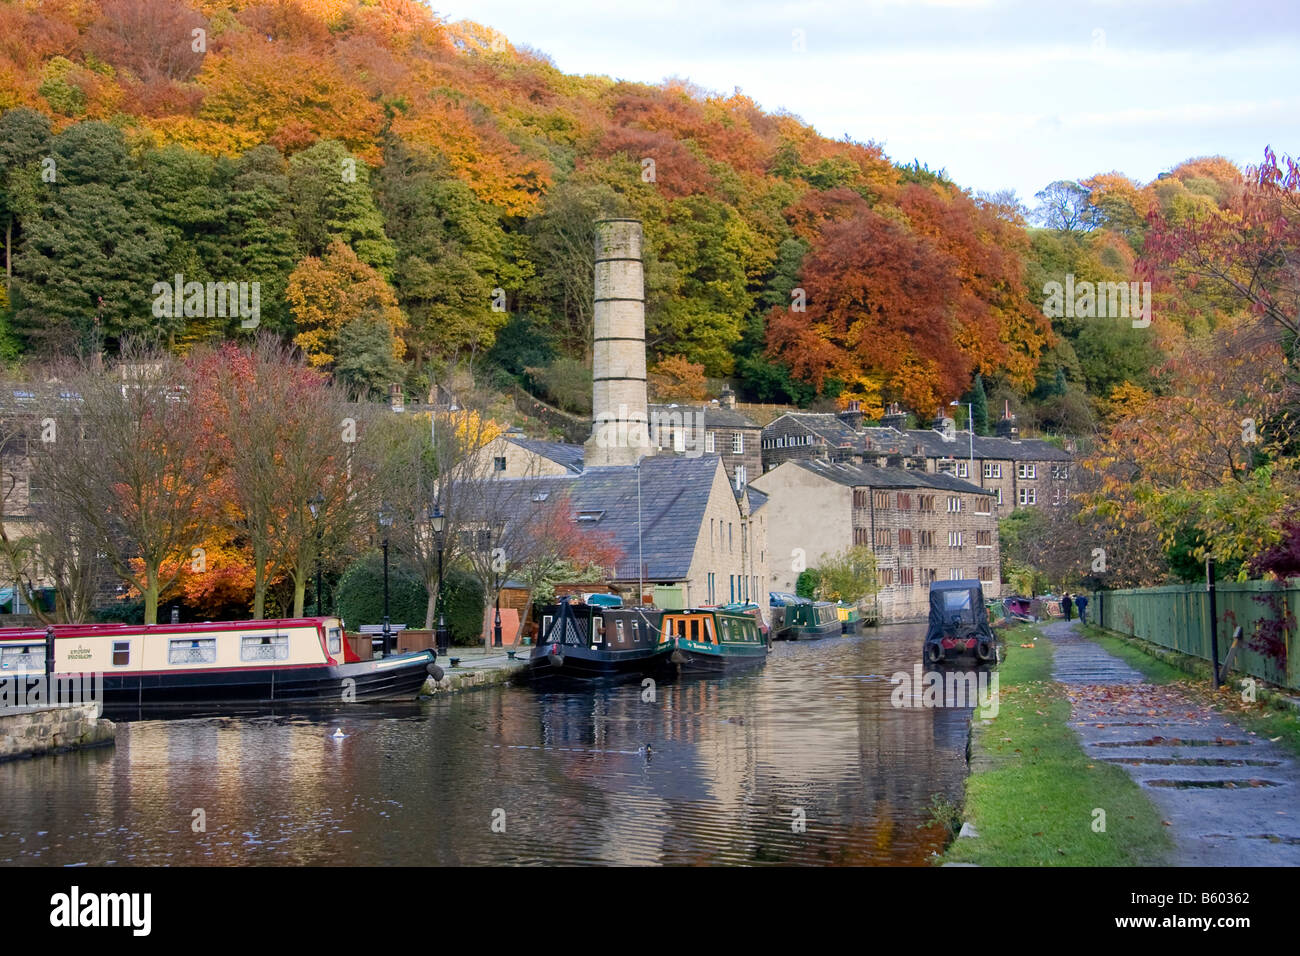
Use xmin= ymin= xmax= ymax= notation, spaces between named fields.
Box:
xmin=1091 ymin=580 xmax=1299 ymax=690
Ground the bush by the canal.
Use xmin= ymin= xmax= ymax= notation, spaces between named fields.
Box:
xmin=795 ymin=569 xmax=818 ymax=599
xmin=93 ymin=599 xmax=145 ymax=624
xmin=335 ymin=555 xmax=485 ymax=644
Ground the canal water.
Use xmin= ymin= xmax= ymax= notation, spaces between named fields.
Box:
xmin=0 ymin=623 xmax=977 ymax=866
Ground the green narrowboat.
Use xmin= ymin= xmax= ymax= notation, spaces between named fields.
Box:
xmin=770 ymin=593 xmax=841 ymax=641
xmin=660 ymin=607 xmax=769 ymax=675
xmin=837 ymin=604 xmax=862 ymax=635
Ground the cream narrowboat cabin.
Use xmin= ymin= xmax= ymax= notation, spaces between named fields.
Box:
xmin=0 ymin=617 xmax=437 ymax=710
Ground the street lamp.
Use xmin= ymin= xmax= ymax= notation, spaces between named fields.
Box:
xmin=308 ymin=493 xmax=325 ymax=617
xmin=950 ymin=399 xmax=975 ymax=483
xmin=428 ymin=505 xmax=448 ymax=656
xmin=492 ymin=521 xmax=504 ymax=648
xmin=378 ymin=504 xmax=393 ymax=656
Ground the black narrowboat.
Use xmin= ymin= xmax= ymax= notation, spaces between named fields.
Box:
xmin=527 ymin=597 xmax=669 ymax=682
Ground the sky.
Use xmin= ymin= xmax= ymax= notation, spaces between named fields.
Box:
xmin=432 ymin=0 xmax=1299 ymax=205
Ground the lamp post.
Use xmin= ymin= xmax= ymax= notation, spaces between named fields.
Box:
xmin=492 ymin=521 xmax=504 ymax=648
xmin=950 ymin=399 xmax=975 ymax=483
xmin=309 ymin=493 xmax=325 ymax=616
xmin=428 ymin=505 xmax=448 ymax=656
xmin=378 ymin=504 xmax=393 ymax=656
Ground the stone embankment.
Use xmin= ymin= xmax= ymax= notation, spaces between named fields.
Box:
xmin=0 ymin=703 xmax=116 ymax=761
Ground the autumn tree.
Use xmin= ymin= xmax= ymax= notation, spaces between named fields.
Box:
xmin=286 ymin=239 xmax=406 ymax=376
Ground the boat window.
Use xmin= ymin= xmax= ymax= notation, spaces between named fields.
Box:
xmin=593 ymin=616 xmax=605 ymax=643
xmin=168 ymin=638 xmax=216 ymax=665
xmin=112 ymin=641 xmax=130 ymax=666
xmin=675 ymin=619 xmax=686 ymax=639
xmin=0 ymin=643 xmax=45 ymax=672
xmin=634 ymin=621 xmax=642 ymax=642
xmin=616 ymin=620 xmax=626 ymax=644
xmin=328 ymin=628 xmax=342 ymax=655
xmin=541 ymin=615 xmax=553 ymax=639
xmin=240 ymin=634 xmax=289 ymax=662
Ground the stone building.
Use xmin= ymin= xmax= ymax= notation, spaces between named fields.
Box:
xmin=648 ymin=388 xmax=762 ymax=488
xmin=750 ymin=458 xmax=1001 ymax=623
xmin=759 ymin=402 xmax=1072 ymax=512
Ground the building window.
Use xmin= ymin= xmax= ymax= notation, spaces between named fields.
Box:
xmin=978 ymin=566 xmax=995 ymax=583
xmin=974 ymin=496 xmax=991 ymax=515
xmin=241 ymin=634 xmax=290 ymax=662
xmin=874 ymin=492 xmax=890 ymax=509
xmin=918 ymin=530 xmax=935 ymax=549
xmin=493 ymin=456 xmax=506 ymax=472
xmin=1018 ymin=463 xmax=1037 ymax=480
xmin=924 ymin=568 xmax=938 ymax=584
xmin=948 ymin=531 xmax=964 ymax=548
xmin=976 ymin=530 xmax=992 ymax=547
xmin=947 ymin=496 xmax=961 ymax=513
xmin=880 ymin=568 xmax=894 ymax=586
xmin=27 ymin=474 xmax=45 ymax=507
xmin=898 ymin=528 xmax=913 ymax=548
xmin=874 ymin=528 xmax=891 ymax=548
xmin=950 ymin=568 xmax=963 ymax=580
xmin=732 ymin=433 xmax=744 ymax=454
xmin=1018 ymin=487 xmax=1037 ymax=506
xmin=673 ymin=429 xmax=686 ymax=452
xmin=897 ymin=493 xmax=911 ymax=510
xmin=918 ymin=495 xmax=935 ymax=513
xmin=995 ymin=488 xmax=1003 ymax=506
xmin=853 ymin=526 xmax=869 ymax=546
xmin=1052 ymin=464 xmax=1070 ymax=480
xmin=982 ymin=462 xmax=1002 ymax=479
xmin=705 ymin=432 xmax=715 ymax=453
xmin=168 ymin=638 xmax=217 ymax=665
xmin=955 ymin=461 xmax=969 ymax=478
xmin=1052 ymin=487 xmax=1067 ymax=506
xmin=735 ymin=464 xmax=747 ymax=486
xmin=900 ymin=567 xmax=915 ymax=587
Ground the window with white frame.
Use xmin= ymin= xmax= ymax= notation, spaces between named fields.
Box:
xmin=705 ymin=431 xmax=715 ymax=453
xmin=1018 ymin=463 xmax=1037 ymax=479
xmin=947 ymin=496 xmax=961 ymax=513
xmin=948 ymin=531 xmax=963 ymax=548
xmin=732 ymin=433 xmax=744 ymax=454
xmin=949 ymin=568 xmax=963 ymax=580
xmin=956 ymin=461 xmax=969 ymax=478
xmin=735 ymin=464 xmax=747 ymax=486
xmin=983 ymin=462 xmax=1002 ymax=479
xmin=1018 ymin=487 xmax=1037 ymax=505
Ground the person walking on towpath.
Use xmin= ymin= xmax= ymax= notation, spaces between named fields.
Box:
xmin=1061 ymin=593 xmax=1073 ymax=621
xmin=1075 ymin=593 xmax=1088 ymax=624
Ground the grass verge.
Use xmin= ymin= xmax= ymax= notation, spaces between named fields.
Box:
xmin=1082 ymin=624 xmax=1300 ymax=760
xmin=940 ymin=623 xmax=1172 ymax=866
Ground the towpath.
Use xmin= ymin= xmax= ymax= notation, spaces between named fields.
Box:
xmin=1044 ymin=620 xmax=1300 ymax=865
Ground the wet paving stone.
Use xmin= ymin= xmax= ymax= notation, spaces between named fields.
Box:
xmin=1042 ymin=620 xmax=1300 ymax=865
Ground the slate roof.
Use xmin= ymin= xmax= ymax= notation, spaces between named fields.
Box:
xmin=494 ymin=454 xmax=728 ymax=582
xmin=649 ymin=402 xmax=760 ymax=430
xmin=506 ymin=436 xmax=585 ymax=473
xmin=794 ymin=458 xmax=993 ymax=496
xmin=893 ymin=428 xmax=1070 ymax=462
xmin=744 ymin=485 xmax=769 ymax=514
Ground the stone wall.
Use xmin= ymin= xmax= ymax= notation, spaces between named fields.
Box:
xmin=0 ymin=703 xmax=115 ymax=761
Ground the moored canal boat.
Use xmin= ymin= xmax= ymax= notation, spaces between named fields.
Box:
xmin=838 ymin=604 xmax=863 ymax=635
xmin=769 ymin=593 xmax=840 ymax=641
xmin=0 ymin=617 xmax=438 ymax=709
xmin=527 ymin=597 xmax=669 ymax=682
xmin=661 ymin=607 xmax=769 ymax=675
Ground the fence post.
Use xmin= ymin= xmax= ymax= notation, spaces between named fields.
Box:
xmin=1207 ymin=557 xmax=1220 ymax=690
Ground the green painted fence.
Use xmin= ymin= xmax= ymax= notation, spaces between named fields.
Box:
xmin=1090 ymin=580 xmax=1299 ymax=690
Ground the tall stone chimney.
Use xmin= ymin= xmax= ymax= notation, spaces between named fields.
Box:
xmin=585 ymin=219 xmax=651 ymax=468
xmin=880 ymin=402 xmax=908 ymax=432
xmin=837 ymin=399 xmax=863 ymax=431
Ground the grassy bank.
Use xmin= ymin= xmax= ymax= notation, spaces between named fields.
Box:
xmin=1083 ymin=624 xmax=1300 ymax=759
xmin=941 ymin=624 xmax=1172 ymax=866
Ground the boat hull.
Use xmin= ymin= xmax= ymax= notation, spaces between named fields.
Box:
xmin=525 ymin=644 xmax=670 ymax=682
xmin=95 ymin=652 xmax=437 ymax=710
xmin=665 ymin=642 xmax=767 ymax=675
xmin=783 ymin=621 xmax=841 ymax=641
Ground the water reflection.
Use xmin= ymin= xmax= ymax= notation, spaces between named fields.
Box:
xmin=0 ymin=623 xmax=974 ymax=866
